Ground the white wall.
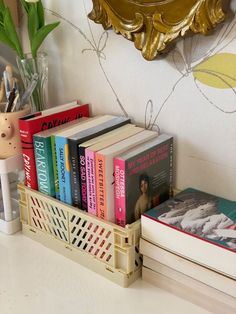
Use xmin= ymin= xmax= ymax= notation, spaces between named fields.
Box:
xmin=0 ymin=44 xmax=18 ymax=74
xmin=40 ymin=0 xmax=236 ymax=200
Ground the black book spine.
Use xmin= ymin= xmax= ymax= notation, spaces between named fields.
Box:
xmin=79 ymin=146 xmax=87 ymax=211
xmin=69 ymin=140 xmax=82 ymax=208
xmin=69 ymin=117 xmax=131 ymax=208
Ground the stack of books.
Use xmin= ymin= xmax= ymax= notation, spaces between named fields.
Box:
xmin=19 ymin=101 xmax=174 ymax=225
xmin=140 ymin=188 xmax=236 ymax=313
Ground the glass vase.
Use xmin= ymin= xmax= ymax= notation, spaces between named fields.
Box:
xmin=16 ymin=52 xmax=48 ymax=112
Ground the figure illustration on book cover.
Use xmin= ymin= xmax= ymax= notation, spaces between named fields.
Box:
xmin=134 ymin=174 xmax=152 ymax=220
xmin=155 ymin=189 xmax=236 ymax=250
xmin=131 ymin=170 xmax=170 ymax=221
xmin=134 ymin=173 xmax=170 ymax=220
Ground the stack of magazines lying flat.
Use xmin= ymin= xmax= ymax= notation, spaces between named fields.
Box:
xmin=140 ymin=188 xmax=236 ymax=314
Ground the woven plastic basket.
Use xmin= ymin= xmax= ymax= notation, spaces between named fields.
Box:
xmin=18 ymin=183 xmax=142 ymax=287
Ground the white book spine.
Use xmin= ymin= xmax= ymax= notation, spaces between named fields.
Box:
xmin=140 ymin=238 xmax=236 ymax=298
xmin=141 ymin=215 xmax=236 ymax=279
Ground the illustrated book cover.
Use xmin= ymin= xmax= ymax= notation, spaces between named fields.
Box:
xmin=142 ymin=188 xmax=236 ymax=278
xmin=114 ymin=133 xmax=173 ymax=226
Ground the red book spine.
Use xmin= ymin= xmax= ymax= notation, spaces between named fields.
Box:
xmin=114 ymin=158 xmax=126 ymax=227
xmin=19 ymin=104 xmax=89 ymax=190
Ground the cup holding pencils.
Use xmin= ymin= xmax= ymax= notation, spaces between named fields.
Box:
xmin=0 ymin=103 xmax=31 ymax=159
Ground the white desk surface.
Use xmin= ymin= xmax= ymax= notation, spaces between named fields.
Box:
xmin=0 ymin=232 xmax=211 ymax=314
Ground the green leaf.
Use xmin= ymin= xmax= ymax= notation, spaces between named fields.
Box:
xmin=0 ymin=18 xmax=4 ymax=28
xmin=193 ymin=53 xmax=236 ymax=89
xmin=4 ymin=8 xmax=23 ymax=58
xmin=28 ymin=4 xmax=39 ymax=44
xmin=0 ymin=26 xmax=16 ymax=51
xmin=0 ymin=0 xmax=5 ymax=24
xmin=31 ymin=21 xmax=60 ymax=58
xmin=37 ymin=1 xmax=45 ymax=28
xmin=0 ymin=0 xmax=5 ymax=10
xmin=19 ymin=0 xmax=30 ymax=13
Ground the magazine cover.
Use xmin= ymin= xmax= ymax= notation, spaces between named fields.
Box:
xmin=144 ymin=188 xmax=236 ymax=251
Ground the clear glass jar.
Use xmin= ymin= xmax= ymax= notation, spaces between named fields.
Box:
xmin=16 ymin=52 xmax=48 ymax=112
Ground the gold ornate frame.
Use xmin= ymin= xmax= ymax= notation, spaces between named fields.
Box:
xmin=89 ymin=0 xmax=226 ymax=60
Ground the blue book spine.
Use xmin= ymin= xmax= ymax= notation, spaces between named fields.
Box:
xmin=51 ymin=135 xmax=60 ymax=200
xmin=55 ymin=136 xmax=72 ymax=205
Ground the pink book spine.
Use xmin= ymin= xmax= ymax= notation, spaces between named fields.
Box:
xmin=114 ymin=158 xmax=126 ymax=227
xmin=86 ymin=149 xmax=97 ymax=215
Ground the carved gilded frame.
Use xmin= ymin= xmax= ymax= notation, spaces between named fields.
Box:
xmin=89 ymin=0 xmax=226 ymax=60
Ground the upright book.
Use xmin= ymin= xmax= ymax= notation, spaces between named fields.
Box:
xmin=79 ymin=124 xmax=137 ymax=213
xmin=141 ymin=188 xmax=236 ymax=278
xmin=114 ymin=133 xmax=173 ymax=226
xmin=85 ymin=124 xmax=142 ymax=216
xmin=33 ymin=117 xmax=88 ymax=197
xmin=19 ymin=101 xmax=89 ymax=190
xmin=95 ymin=129 xmax=157 ymax=223
xmin=69 ymin=116 xmax=131 ymax=209
xmin=55 ymin=115 xmax=114 ymax=205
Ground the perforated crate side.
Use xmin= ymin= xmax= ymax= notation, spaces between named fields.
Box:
xmin=18 ymin=184 xmax=142 ymax=283
xmin=68 ymin=211 xmax=141 ymax=274
xmin=19 ymin=184 xmax=70 ymax=243
xmin=18 ymin=183 xmax=29 ymax=224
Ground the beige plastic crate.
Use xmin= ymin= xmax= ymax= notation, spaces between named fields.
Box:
xmin=18 ymin=183 xmax=142 ymax=287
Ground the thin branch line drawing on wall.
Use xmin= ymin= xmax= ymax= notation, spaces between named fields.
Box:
xmin=194 ymin=78 xmax=236 ymax=114
xmin=45 ymin=5 xmax=128 ymax=117
xmin=45 ymin=4 xmax=236 ymax=134
xmin=147 ymin=11 xmax=236 ymax=130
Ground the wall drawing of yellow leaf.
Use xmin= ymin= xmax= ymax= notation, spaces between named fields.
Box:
xmin=193 ymin=53 xmax=236 ymax=89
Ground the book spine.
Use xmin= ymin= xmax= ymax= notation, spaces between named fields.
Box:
xmin=79 ymin=146 xmax=87 ymax=211
xmin=34 ymin=136 xmax=55 ymax=196
xmin=86 ymin=149 xmax=97 ymax=215
xmin=19 ymin=104 xmax=89 ymax=191
xmin=51 ymin=135 xmax=60 ymax=199
xmin=96 ymin=153 xmax=107 ymax=220
xmin=19 ymin=120 xmax=38 ymax=190
xmin=56 ymin=136 xmax=72 ymax=205
xmin=114 ymin=158 xmax=126 ymax=227
xmin=69 ymin=140 xmax=81 ymax=208
xmin=140 ymin=238 xmax=236 ymax=298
